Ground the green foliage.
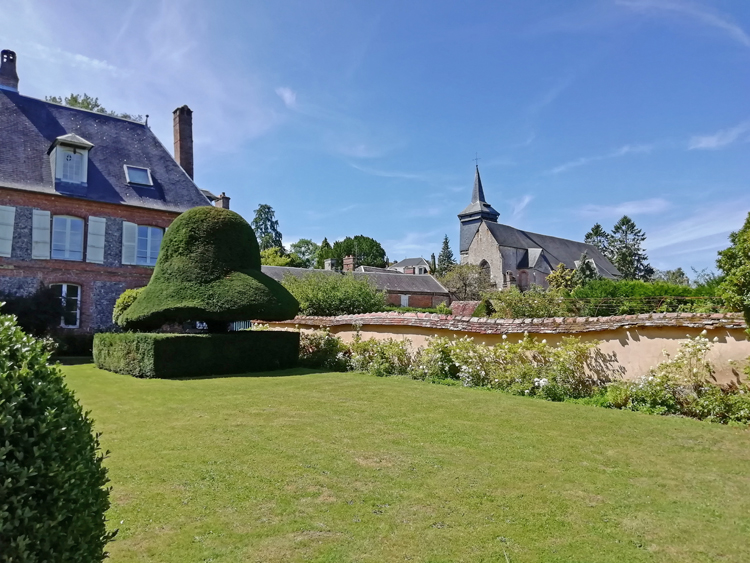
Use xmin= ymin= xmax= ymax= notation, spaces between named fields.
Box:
xmin=350 ymin=334 xmax=413 ymax=377
xmin=717 ymin=212 xmax=750 ymax=320
xmin=0 ymin=285 xmax=64 ymax=336
xmin=574 ymin=252 xmax=601 ymax=285
xmin=315 ymin=237 xmax=333 ymax=269
xmin=435 ymin=301 xmax=452 ymax=315
xmin=118 ymin=206 xmax=299 ymax=330
xmin=93 ymin=331 xmax=300 ymax=378
xmin=281 ymin=272 xmax=386 ymax=316
xmin=569 ymin=278 xmax=721 ymax=316
xmin=653 ymin=267 xmax=690 ymax=286
xmin=585 ymin=216 xmax=653 ymax=280
xmin=260 ymin=246 xmax=305 ymax=267
xmin=298 ymin=329 xmax=350 ymax=371
xmin=486 ymin=285 xmax=569 ymax=318
xmin=288 ymin=239 xmax=320 ymax=269
xmin=603 ymin=333 xmax=750 ymax=424
xmin=546 ymin=262 xmax=579 ymax=291
xmin=0 ymin=312 xmax=114 ymax=561
xmin=439 ymin=263 xmax=492 ymax=301
xmin=112 ymin=287 xmax=144 ymax=326
xmin=436 ymin=235 xmax=456 ymax=276
xmin=46 ymin=92 xmax=143 ymax=122
xmin=471 ymin=298 xmax=494 ymax=317
xmin=251 ymin=204 xmax=283 ymax=251
xmin=331 ymin=235 xmax=387 ymax=268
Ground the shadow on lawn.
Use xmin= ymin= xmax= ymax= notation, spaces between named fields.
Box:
xmin=170 ymin=367 xmax=331 ymax=381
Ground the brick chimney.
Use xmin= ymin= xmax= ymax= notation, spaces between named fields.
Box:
xmin=0 ymin=50 xmax=19 ymax=92
xmin=343 ymin=255 xmax=356 ymax=272
xmin=215 ymin=192 xmax=230 ymax=209
xmin=173 ymin=105 xmax=193 ymax=179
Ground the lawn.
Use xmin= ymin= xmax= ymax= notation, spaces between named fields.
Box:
xmin=62 ymin=363 xmax=750 ymax=563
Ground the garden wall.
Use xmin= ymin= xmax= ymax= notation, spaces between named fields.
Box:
xmin=266 ymin=312 xmax=750 ymax=384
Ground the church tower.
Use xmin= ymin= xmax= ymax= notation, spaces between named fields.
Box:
xmin=458 ymin=165 xmax=499 ymax=260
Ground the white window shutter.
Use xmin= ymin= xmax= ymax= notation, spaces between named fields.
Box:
xmin=31 ymin=209 xmax=51 ymax=259
xmin=86 ymin=216 xmax=106 ymax=264
xmin=0 ymin=205 xmax=15 ymax=258
xmin=122 ymin=221 xmax=137 ymax=265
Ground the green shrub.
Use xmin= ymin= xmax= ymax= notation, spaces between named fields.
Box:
xmin=0 ymin=312 xmax=114 ymax=561
xmin=112 ymin=287 xmax=143 ymax=326
xmin=0 ymin=286 xmax=64 ymax=336
xmin=486 ymin=286 xmax=570 ymax=319
xmin=282 ymin=272 xmax=386 ymax=316
xmin=94 ymin=331 xmax=300 ymax=378
xmin=349 ymin=335 xmax=413 ymax=377
xmin=53 ymin=332 xmax=95 ymax=357
xmin=299 ymin=329 xmax=350 ymax=371
xmin=119 ymin=206 xmax=298 ymax=331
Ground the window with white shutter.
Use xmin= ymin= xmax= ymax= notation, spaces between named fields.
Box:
xmin=86 ymin=216 xmax=106 ymax=264
xmin=0 ymin=205 xmax=15 ymax=258
xmin=31 ymin=209 xmax=51 ymax=259
xmin=122 ymin=221 xmax=137 ymax=265
xmin=51 ymin=216 xmax=84 ymax=261
xmin=136 ymin=226 xmax=163 ymax=266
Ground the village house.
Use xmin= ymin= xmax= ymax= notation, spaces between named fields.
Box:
xmin=0 ymin=49 xmax=226 ymax=333
xmin=459 ymin=166 xmax=619 ymax=290
xmin=388 ymin=257 xmax=430 ymax=275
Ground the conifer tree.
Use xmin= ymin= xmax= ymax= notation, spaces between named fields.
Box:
xmin=609 ymin=216 xmax=653 ymax=281
xmin=251 ymin=204 xmax=283 ymax=251
xmin=437 ymin=235 xmax=456 ymax=276
xmin=315 ymin=238 xmax=333 ymax=269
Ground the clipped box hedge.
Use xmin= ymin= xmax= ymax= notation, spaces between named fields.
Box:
xmin=93 ymin=331 xmax=300 ymax=378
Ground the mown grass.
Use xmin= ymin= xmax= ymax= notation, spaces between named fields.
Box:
xmin=62 ymin=363 xmax=750 ymax=563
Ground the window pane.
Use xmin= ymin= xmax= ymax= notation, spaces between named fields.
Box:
xmin=63 ymin=309 xmax=78 ymax=327
xmin=149 ymin=228 xmax=162 ymax=264
xmin=66 ymin=284 xmax=79 ymax=299
xmin=51 ymin=284 xmax=62 ymax=298
xmin=126 ymin=166 xmax=151 ymax=185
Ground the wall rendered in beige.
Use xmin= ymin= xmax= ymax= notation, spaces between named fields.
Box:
xmin=276 ymin=321 xmax=749 ymax=384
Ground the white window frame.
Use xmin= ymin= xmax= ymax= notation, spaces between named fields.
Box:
xmin=136 ymin=225 xmax=163 ymax=266
xmin=53 ymin=146 xmax=88 ymax=184
xmin=51 ymin=215 xmax=85 ymax=261
xmin=124 ymin=165 xmax=153 ymax=186
xmin=51 ymin=283 xmax=81 ymax=329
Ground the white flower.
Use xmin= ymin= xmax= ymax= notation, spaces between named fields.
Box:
xmin=502 ymin=334 xmax=507 ymax=340
xmin=541 ymin=339 xmax=547 ymax=344
xmin=700 ymin=330 xmax=707 ymax=336
xmin=713 ymin=337 xmax=719 ymax=343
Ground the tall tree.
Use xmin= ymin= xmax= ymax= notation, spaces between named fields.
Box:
xmin=288 ymin=239 xmax=320 ymax=269
xmin=315 ymin=238 xmax=333 ymax=269
xmin=437 ymin=235 xmax=456 ymax=276
xmin=717 ymin=212 xmax=750 ymax=316
xmin=251 ymin=204 xmax=283 ymax=251
xmin=260 ymin=247 xmax=305 ymax=267
xmin=331 ymin=235 xmax=387 ymax=268
xmin=584 ymin=223 xmax=612 ymax=259
xmin=439 ymin=263 xmax=491 ymax=301
xmin=45 ymin=93 xmax=143 ymax=122
xmin=653 ymin=268 xmax=690 ymax=286
xmin=609 ymin=216 xmax=653 ymax=281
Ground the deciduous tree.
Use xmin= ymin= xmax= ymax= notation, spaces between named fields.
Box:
xmin=439 ymin=263 xmax=492 ymax=301
xmin=331 ymin=235 xmax=387 ymax=268
xmin=46 ymin=93 xmax=143 ymax=122
xmin=717 ymin=212 xmax=750 ymax=319
xmin=288 ymin=239 xmax=320 ymax=269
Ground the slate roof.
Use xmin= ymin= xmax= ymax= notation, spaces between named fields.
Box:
xmin=484 ymin=222 xmax=620 ymax=278
xmin=260 ymin=266 xmax=450 ymax=295
xmin=458 ymin=166 xmax=499 ymax=221
xmin=389 ymin=257 xmax=429 ymax=268
xmin=0 ymin=90 xmax=211 ymax=212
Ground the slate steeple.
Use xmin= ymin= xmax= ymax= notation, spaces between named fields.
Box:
xmin=457 ymin=165 xmax=500 ymax=256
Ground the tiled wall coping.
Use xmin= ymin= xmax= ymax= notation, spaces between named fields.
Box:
xmin=270 ymin=311 xmax=747 ymax=335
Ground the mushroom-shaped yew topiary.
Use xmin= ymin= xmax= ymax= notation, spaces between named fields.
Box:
xmin=118 ymin=206 xmax=298 ymax=331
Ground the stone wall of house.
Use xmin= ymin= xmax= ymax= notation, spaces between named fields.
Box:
xmin=266 ymin=312 xmax=750 ymax=384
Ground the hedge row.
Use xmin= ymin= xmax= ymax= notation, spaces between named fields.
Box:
xmin=93 ymin=331 xmax=300 ymax=378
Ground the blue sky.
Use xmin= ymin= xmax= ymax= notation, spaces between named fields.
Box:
xmin=2 ymin=0 xmax=749 ymax=273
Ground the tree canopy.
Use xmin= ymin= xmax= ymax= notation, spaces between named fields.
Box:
xmin=331 ymin=235 xmax=387 ymax=268
xmin=439 ymin=263 xmax=492 ymax=301
xmin=717 ymin=212 xmax=750 ymax=319
xmin=585 ymin=216 xmax=653 ymax=281
xmin=315 ymin=238 xmax=333 ymax=269
xmin=260 ymin=247 xmax=305 ymax=268
xmin=45 ymin=93 xmax=144 ymax=122
xmin=288 ymin=239 xmax=320 ymax=269
xmin=251 ymin=204 xmax=283 ymax=251
xmin=437 ymin=235 xmax=456 ymax=276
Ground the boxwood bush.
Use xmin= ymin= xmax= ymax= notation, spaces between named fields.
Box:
xmin=94 ymin=331 xmax=300 ymax=378
xmin=0 ymin=311 xmax=114 ymax=562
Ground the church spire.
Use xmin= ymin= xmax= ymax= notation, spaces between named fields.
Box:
xmin=471 ymin=165 xmax=486 ymax=204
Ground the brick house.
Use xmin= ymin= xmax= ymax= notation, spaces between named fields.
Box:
xmin=0 ymin=49 xmax=223 ymax=333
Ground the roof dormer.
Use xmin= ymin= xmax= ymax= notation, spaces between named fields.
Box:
xmin=48 ymin=134 xmax=94 ymax=189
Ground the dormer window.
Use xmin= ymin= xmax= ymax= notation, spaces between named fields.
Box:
xmin=124 ymin=165 xmax=153 ymax=186
xmin=49 ymin=133 xmax=94 ymax=187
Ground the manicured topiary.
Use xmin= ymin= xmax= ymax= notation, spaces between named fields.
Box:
xmin=112 ymin=286 xmax=143 ymax=326
xmin=0 ymin=310 xmax=115 ymax=561
xmin=118 ymin=207 xmax=299 ymax=331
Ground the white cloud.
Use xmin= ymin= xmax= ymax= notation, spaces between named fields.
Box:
xmin=616 ymin=0 xmax=750 ymax=47
xmin=550 ymin=143 xmax=654 ymax=174
xmin=24 ymin=42 xmax=120 ymax=75
xmin=511 ymin=195 xmax=534 ymax=220
xmin=688 ymin=120 xmax=750 ymax=150
xmin=275 ymin=86 xmax=297 ymax=109
xmin=578 ymin=198 xmax=671 ymax=218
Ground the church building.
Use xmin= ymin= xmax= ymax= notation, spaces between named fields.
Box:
xmin=459 ymin=167 xmax=619 ymax=290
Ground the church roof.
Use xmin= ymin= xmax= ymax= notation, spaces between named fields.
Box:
xmin=484 ymin=222 xmax=620 ymax=278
